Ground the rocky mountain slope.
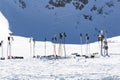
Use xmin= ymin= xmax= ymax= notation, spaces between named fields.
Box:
xmin=0 ymin=0 xmax=120 ymax=43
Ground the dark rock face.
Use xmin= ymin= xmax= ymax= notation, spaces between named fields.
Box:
xmin=46 ymin=0 xmax=88 ymax=10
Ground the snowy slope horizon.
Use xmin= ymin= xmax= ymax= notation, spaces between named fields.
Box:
xmin=1 ymin=11 xmax=120 ymax=79
xmin=0 ymin=12 xmax=11 ymax=40
xmin=0 ymin=10 xmax=120 ymax=58
xmin=0 ymin=0 xmax=120 ymax=43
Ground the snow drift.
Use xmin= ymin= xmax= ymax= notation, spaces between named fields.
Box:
xmin=0 ymin=11 xmax=11 ymax=41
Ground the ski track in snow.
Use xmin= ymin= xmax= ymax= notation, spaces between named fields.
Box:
xmin=0 ymin=55 xmax=120 ymax=80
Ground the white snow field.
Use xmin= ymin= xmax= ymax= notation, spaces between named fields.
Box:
xmin=0 ymin=12 xmax=120 ymax=80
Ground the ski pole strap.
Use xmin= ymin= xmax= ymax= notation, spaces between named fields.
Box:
xmin=8 ymin=37 xmax=10 ymax=41
xmin=80 ymin=33 xmax=82 ymax=37
xmin=52 ymin=37 xmax=57 ymax=43
xmin=64 ymin=32 xmax=67 ymax=37
xmin=45 ymin=38 xmax=47 ymax=41
xmin=87 ymin=36 xmax=89 ymax=40
xmin=60 ymin=33 xmax=63 ymax=39
xmin=55 ymin=37 xmax=57 ymax=41
xmin=0 ymin=41 xmax=3 ymax=46
xmin=86 ymin=33 xmax=89 ymax=40
xmin=98 ymin=34 xmax=104 ymax=41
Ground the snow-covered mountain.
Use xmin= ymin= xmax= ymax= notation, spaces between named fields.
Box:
xmin=1 ymin=10 xmax=120 ymax=80
xmin=0 ymin=10 xmax=120 ymax=58
xmin=0 ymin=12 xmax=11 ymax=41
xmin=0 ymin=0 xmax=120 ymax=44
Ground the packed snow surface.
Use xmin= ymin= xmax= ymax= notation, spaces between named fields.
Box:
xmin=0 ymin=34 xmax=120 ymax=80
xmin=0 ymin=55 xmax=120 ymax=80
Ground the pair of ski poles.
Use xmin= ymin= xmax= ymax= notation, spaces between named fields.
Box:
xmin=52 ymin=32 xmax=67 ymax=58
xmin=80 ymin=33 xmax=90 ymax=56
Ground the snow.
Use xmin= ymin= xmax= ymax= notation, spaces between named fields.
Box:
xmin=0 ymin=56 xmax=120 ymax=80
xmin=1 ymin=10 xmax=120 ymax=80
xmin=0 ymin=11 xmax=11 ymax=40
xmin=0 ymin=11 xmax=11 ymax=59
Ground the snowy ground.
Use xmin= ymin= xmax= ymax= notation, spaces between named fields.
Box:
xmin=0 ymin=54 xmax=120 ymax=80
xmin=0 ymin=35 xmax=120 ymax=80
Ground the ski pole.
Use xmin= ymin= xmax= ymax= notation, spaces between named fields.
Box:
xmin=29 ymin=37 xmax=33 ymax=58
xmin=1 ymin=41 xmax=4 ymax=59
xmin=86 ymin=33 xmax=89 ymax=56
xmin=53 ymin=33 xmax=57 ymax=57
xmin=58 ymin=32 xmax=63 ymax=56
xmin=98 ymin=30 xmax=104 ymax=56
xmin=1 ymin=41 xmax=3 ymax=58
xmin=64 ymin=32 xmax=67 ymax=58
xmin=80 ymin=33 xmax=82 ymax=55
xmin=8 ymin=36 xmax=11 ymax=59
xmin=33 ymin=38 xmax=35 ymax=58
xmin=0 ymin=41 xmax=4 ymax=60
xmin=45 ymin=38 xmax=47 ymax=56
xmin=0 ymin=41 xmax=2 ymax=58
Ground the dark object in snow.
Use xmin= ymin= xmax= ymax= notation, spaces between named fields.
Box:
xmin=8 ymin=56 xmax=24 ymax=59
xmin=82 ymin=55 xmax=94 ymax=58
xmin=8 ymin=37 xmax=10 ymax=41
xmin=8 ymin=56 xmax=12 ymax=59
xmin=0 ymin=57 xmax=5 ymax=60
xmin=82 ymin=52 xmax=99 ymax=58
xmin=71 ymin=52 xmax=99 ymax=58
xmin=72 ymin=53 xmax=80 ymax=56
xmin=0 ymin=43 xmax=2 ymax=47
xmin=0 ymin=41 xmax=4 ymax=60
xmin=40 ymin=55 xmax=70 ymax=60
xmin=82 ymin=55 xmax=89 ymax=58
xmin=33 ymin=56 xmax=36 ymax=58
xmin=36 ymin=55 xmax=40 ymax=58
xmin=71 ymin=53 xmax=81 ymax=58
xmin=98 ymin=34 xmax=104 ymax=41
xmin=12 ymin=56 xmax=24 ymax=59
xmin=40 ymin=55 xmax=61 ymax=60
xmin=90 ymin=55 xmax=95 ymax=58
xmin=7 ymin=36 xmax=14 ymax=60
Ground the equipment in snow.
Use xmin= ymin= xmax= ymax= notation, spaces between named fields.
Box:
xmin=29 ymin=37 xmax=36 ymax=58
xmin=52 ymin=33 xmax=57 ymax=57
xmin=80 ymin=33 xmax=83 ymax=55
xmin=97 ymin=30 xmax=104 ymax=56
xmin=103 ymin=39 xmax=109 ymax=57
xmin=45 ymin=38 xmax=47 ymax=56
xmin=98 ymin=34 xmax=104 ymax=41
xmin=52 ymin=33 xmax=57 ymax=43
xmin=7 ymin=35 xmax=14 ymax=59
xmin=58 ymin=32 xmax=67 ymax=57
xmin=85 ymin=33 xmax=90 ymax=56
xmin=103 ymin=30 xmax=109 ymax=57
xmin=58 ymin=32 xmax=63 ymax=56
xmin=0 ymin=41 xmax=5 ymax=60
xmin=11 ymin=56 xmax=24 ymax=59
xmin=33 ymin=38 xmax=36 ymax=58
xmin=29 ymin=37 xmax=32 ymax=58
xmin=63 ymin=32 xmax=67 ymax=58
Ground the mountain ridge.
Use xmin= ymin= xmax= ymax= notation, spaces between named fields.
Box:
xmin=0 ymin=0 xmax=120 ymax=43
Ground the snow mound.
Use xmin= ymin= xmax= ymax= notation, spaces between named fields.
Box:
xmin=0 ymin=11 xmax=11 ymax=41
xmin=107 ymin=36 xmax=120 ymax=43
